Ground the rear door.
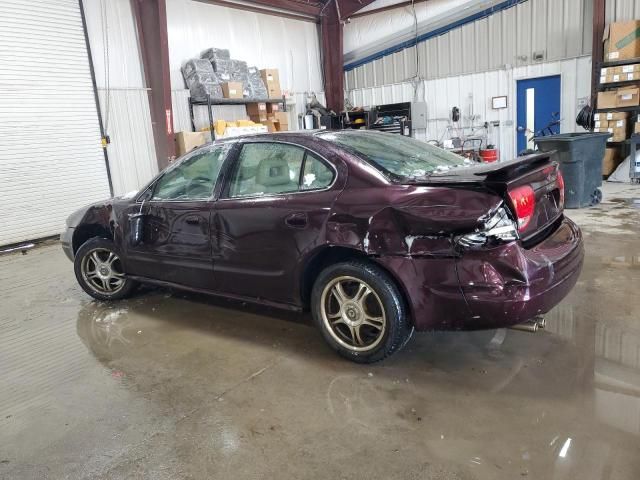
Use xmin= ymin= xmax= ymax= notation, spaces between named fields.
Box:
xmin=212 ymin=141 xmax=340 ymax=305
xmin=126 ymin=145 xmax=228 ymax=289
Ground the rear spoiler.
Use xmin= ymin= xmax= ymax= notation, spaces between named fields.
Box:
xmin=411 ymin=152 xmax=556 ymax=185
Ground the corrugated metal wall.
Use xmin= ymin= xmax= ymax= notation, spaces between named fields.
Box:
xmin=346 ymin=0 xmax=593 ymax=90
xmin=349 ymin=56 xmax=592 ymax=159
xmin=606 ymin=0 xmax=640 ymax=21
xmin=83 ymin=0 xmax=158 ymax=196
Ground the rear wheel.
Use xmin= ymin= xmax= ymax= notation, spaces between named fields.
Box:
xmin=74 ymin=237 xmax=137 ymax=301
xmin=311 ymin=260 xmax=413 ymax=363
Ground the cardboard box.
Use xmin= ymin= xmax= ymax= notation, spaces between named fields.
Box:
xmin=635 ymin=122 xmax=640 ymax=134
xmin=605 ymin=21 xmax=640 ymax=61
xmin=594 ymin=111 xmax=630 ymax=121
xmin=611 ymin=118 xmax=629 ymax=129
xmin=221 ymin=81 xmax=243 ymax=99
xmin=594 ymin=120 xmax=609 ymax=129
xmin=622 ymin=71 xmax=640 ymax=81
xmin=273 ymin=111 xmax=289 ymax=127
xmin=249 ymin=114 xmax=267 ymax=124
xmin=266 ymin=103 xmax=280 ymax=114
xmin=616 ymin=87 xmax=640 ymax=107
xmin=597 ymin=91 xmax=618 ymax=109
xmin=260 ymin=69 xmax=282 ymax=98
xmin=621 ymin=63 xmax=640 ymax=73
xmin=262 ymin=119 xmax=278 ymax=133
xmin=175 ymin=131 xmax=207 ymax=156
xmin=602 ymin=148 xmax=622 ymax=176
xmin=246 ymin=102 xmax=267 ymax=121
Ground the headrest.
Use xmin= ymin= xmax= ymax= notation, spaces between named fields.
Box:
xmin=256 ymin=155 xmax=291 ymax=187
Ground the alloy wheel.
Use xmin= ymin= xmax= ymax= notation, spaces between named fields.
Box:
xmin=320 ymin=276 xmax=387 ymax=352
xmin=80 ymin=248 xmax=126 ymax=295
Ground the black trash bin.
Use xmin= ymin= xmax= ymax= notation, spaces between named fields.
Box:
xmin=534 ymin=132 xmax=610 ymax=208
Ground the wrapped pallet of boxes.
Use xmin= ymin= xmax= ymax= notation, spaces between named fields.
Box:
xmin=604 ymin=21 xmax=640 ymax=61
xmin=260 ymin=69 xmax=282 ymax=98
xmin=246 ymin=66 xmax=268 ymax=99
xmin=181 ymin=58 xmax=223 ymax=101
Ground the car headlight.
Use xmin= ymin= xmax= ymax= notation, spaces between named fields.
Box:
xmin=457 ymin=205 xmax=519 ymax=248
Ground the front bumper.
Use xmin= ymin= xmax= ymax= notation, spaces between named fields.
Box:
xmin=375 ymin=216 xmax=583 ymax=331
xmin=60 ymin=227 xmax=74 ymax=261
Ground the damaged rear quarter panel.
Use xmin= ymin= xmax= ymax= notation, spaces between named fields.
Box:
xmin=328 ymin=184 xmax=503 ymax=257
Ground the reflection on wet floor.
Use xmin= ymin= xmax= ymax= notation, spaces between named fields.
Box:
xmin=1 ymin=186 xmax=640 ymax=479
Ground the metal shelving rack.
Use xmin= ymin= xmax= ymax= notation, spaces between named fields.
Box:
xmin=596 ymin=57 xmax=640 ymax=167
xmin=188 ymin=94 xmax=285 ymax=139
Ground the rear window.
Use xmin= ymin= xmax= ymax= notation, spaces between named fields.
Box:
xmin=320 ymin=131 xmax=468 ymax=179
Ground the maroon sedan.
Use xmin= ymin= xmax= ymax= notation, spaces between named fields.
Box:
xmin=61 ymin=131 xmax=583 ymax=363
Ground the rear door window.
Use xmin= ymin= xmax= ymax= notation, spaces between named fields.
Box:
xmin=228 ymin=143 xmax=305 ymax=198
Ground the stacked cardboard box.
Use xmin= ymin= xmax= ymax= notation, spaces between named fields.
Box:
xmin=600 ymin=63 xmax=640 ymax=83
xmin=260 ymin=69 xmax=282 ymax=98
xmin=604 ymin=21 xmax=640 ymax=61
xmin=602 ymin=148 xmax=622 ymax=176
xmin=594 ymin=112 xmax=631 ymax=142
xmin=597 ymin=87 xmax=640 ymax=109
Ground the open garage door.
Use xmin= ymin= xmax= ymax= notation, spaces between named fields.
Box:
xmin=0 ymin=0 xmax=111 ymax=247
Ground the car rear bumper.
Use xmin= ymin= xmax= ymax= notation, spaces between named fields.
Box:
xmin=60 ymin=227 xmax=74 ymax=261
xmin=375 ymin=216 xmax=583 ymax=331
xmin=456 ymin=216 xmax=583 ymax=329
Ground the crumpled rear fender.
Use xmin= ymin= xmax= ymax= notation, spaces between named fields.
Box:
xmin=327 ymin=186 xmax=503 ymax=257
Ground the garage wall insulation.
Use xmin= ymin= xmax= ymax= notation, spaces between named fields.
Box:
xmin=0 ymin=0 xmax=111 ymax=246
xmin=82 ymin=0 xmax=159 ymax=196
xmin=166 ymin=0 xmax=323 ymax=94
xmin=347 ymin=56 xmax=592 ymax=160
xmin=345 ymin=0 xmax=592 ymax=83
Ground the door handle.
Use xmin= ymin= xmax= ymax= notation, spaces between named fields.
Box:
xmin=185 ymin=215 xmax=201 ymax=225
xmin=284 ymin=212 xmax=308 ymax=229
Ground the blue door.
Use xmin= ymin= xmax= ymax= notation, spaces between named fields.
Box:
xmin=516 ymin=75 xmax=561 ymax=154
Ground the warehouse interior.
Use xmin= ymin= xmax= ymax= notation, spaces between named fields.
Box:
xmin=2 ymin=0 xmax=640 ymax=478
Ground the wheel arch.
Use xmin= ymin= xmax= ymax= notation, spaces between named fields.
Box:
xmin=298 ymin=246 xmax=413 ymax=324
xmin=72 ymin=223 xmax=113 ymax=254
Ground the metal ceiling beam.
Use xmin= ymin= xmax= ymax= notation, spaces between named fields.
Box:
xmin=345 ymin=0 xmax=429 ymax=20
xmin=131 ymin=0 xmax=175 ymax=168
xmin=239 ymin=0 xmax=323 ymax=17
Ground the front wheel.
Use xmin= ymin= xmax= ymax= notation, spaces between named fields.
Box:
xmin=311 ymin=260 xmax=413 ymax=363
xmin=74 ymin=237 xmax=138 ymax=301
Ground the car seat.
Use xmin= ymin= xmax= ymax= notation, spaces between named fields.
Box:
xmin=255 ymin=155 xmax=298 ymax=193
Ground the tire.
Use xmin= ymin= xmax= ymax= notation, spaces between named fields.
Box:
xmin=311 ymin=260 xmax=414 ymax=363
xmin=74 ymin=237 xmax=138 ymax=301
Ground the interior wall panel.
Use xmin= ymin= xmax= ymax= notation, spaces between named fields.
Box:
xmin=349 ymin=56 xmax=592 ymax=162
xmin=346 ymin=0 xmax=594 ymax=90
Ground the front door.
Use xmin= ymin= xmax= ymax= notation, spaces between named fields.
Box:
xmin=126 ymin=145 xmax=228 ymax=290
xmin=212 ymin=141 xmax=340 ymax=305
xmin=516 ymin=75 xmax=561 ymax=154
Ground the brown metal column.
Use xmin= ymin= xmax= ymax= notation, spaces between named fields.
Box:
xmin=591 ymin=0 xmax=606 ymax=104
xmin=131 ymin=0 xmax=175 ymax=169
xmin=321 ymin=0 xmax=344 ymax=113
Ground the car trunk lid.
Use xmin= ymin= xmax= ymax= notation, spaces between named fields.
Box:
xmin=404 ymin=152 xmax=564 ymax=243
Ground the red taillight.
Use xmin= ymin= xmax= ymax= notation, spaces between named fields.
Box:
xmin=557 ymin=170 xmax=565 ymax=209
xmin=508 ymin=185 xmax=535 ymax=231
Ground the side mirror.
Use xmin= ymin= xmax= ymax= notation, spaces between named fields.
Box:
xmin=128 ymin=213 xmax=145 ymax=246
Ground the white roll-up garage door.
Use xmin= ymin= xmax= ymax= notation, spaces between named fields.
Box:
xmin=0 ymin=0 xmax=111 ymax=246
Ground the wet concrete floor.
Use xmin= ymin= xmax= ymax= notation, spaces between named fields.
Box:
xmin=1 ymin=182 xmax=640 ymax=479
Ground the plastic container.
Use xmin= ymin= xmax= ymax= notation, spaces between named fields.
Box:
xmin=534 ymin=132 xmax=610 ymax=208
xmin=479 ymin=148 xmax=499 ymax=163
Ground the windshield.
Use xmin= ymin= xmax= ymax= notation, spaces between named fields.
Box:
xmin=320 ymin=131 xmax=468 ymax=179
